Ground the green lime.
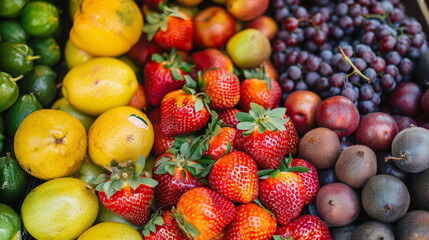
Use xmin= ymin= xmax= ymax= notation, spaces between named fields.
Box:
xmin=21 ymin=1 xmax=59 ymax=38
xmin=0 ymin=203 xmax=21 ymax=240
xmin=0 ymin=19 xmax=29 ymax=43
xmin=0 ymin=0 xmax=28 ymax=18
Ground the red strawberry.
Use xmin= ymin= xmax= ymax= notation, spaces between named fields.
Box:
xmin=127 ymin=33 xmax=163 ymax=65
xmin=218 ymin=108 xmax=241 ymax=128
xmin=258 ymin=160 xmax=307 ymax=225
xmin=160 ymin=79 xmax=210 ymax=137
xmin=152 ymin=139 xmax=206 ymax=209
xmin=144 ymin=48 xmax=192 ymax=106
xmin=173 ymin=187 xmax=236 ymax=240
xmin=285 ymin=114 xmax=299 ymax=155
xmin=96 ymin=157 xmax=158 ymax=226
xmin=191 ymin=48 xmax=234 ymax=73
xmin=225 ymin=203 xmax=277 ymax=240
xmin=200 ymin=68 xmax=240 ymax=110
xmin=208 ymin=151 xmax=259 ymax=203
xmin=143 ymin=210 xmax=189 ymax=240
xmin=149 ymin=106 xmax=162 ymax=124
xmin=143 ymin=0 xmax=166 ymax=11
xmin=239 ymin=69 xmax=282 ymax=113
xmin=291 ymin=158 xmax=320 ymax=205
xmin=275 ymin=215 xmax=332 ymax=240
xmin=152 ymin=123 xmax=175 ymax=157
xmin=144 ymin=5 xmax=193 ymax=51
xmin=234 ymin=103 xmax=291 ymax=169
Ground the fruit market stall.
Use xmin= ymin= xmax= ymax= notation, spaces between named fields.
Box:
xmin=1 ymin=0 xmax=429 ymax=239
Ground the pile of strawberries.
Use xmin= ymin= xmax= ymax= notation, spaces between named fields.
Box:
xmin=93 ymin=1 xmax=332 ymax=239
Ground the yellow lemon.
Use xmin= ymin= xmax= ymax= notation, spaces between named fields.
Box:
xmin=78 ymin=222 xmax=143 ymax=240
xmin=52 ymin=97 xmax=96 ymax=132
xmin=21 ymin=178 xmax=99 ymax=240
xmin=70 ymin=0 xmax=143 ymax=57
xmin=65 ymin=39 xmax=95 ymax=69
xmin=14 ymin=109 xmax=87 ymax=180
xmin=88 ymin=106 xmax=154 ymax=167
xmin=62 ymin=57 xmax=138 ymax=116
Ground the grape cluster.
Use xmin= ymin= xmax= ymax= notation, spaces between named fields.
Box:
xmin=272 ymin=0 xmax=428 ymax=115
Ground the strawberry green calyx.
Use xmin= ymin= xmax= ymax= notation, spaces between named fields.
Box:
xmin=242 ymin=64 xmax=272 ymax=89
xmin=171 ymin=208 xmax=200 ymax=239
xmin=258 ymin=154 xmax=309 ymax=179
xmin=236 ymin=102 xmax=289 ymax=137
xmin=94 ymin=155 xmax=158 ymax=199
xmin=182 ymin=75 xmax=211 ymax=114
xmin=143 ymin=4 xmax=187 ymax=41
xmin=273 ymin=235 xmax=292 ymax=240
xmin=151 ymin=48 xmax=193 ymax=81
xmin=142 ymin=210 xmax=165 ymax=237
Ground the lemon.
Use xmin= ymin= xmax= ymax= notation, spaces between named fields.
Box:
xmin=21 ymin=178 xmax=99 ymax=240
xmin=88 ymin=106 xmax=154 ymax=167
xmin=65 ymin=39 xmax=95 ymax=69
xmin=52 ymin=97 xmax=96 ymax=132
xmin=78 ymin=222 xmax=143 ymax=240
xmin=70 ymin=0 xmax=143 ymax=57
xmin=62 ymin=57 xmax=138 ymax=116
xmin=14 ymin=109 xmax=87 ymax=180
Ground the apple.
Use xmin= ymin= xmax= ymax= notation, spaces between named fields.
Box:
xmin=191 ymin=48 xmax=234 ymax=73
xmin=421 ymin=88 xmax=429 ymax=114
xmin=194 ymin=6 xmax=236 ymax=49
xmin=127 ymin=33 xmax=163 ymax=65
xmin=316 ymin=96 xmax=360 ymax=137
xmin=245 ymin=15 xmax=279 ymax=40
xmin=354 ymin=112 xmax=399 ymax=152
xmin=389 ymin=82 xmax=423 ymax=117
xmin=284 ymin=90 xmax=321 ymax=136
xmin=392 ymin=115 xmax=417 ymax=132
xmin=226 ymin=0 xmax=269 ymax=21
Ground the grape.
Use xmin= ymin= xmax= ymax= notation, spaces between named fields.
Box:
xmin=285 ymin=33 xmax=299 ymax=47
xmin=353 ymin=15 xmax=364 ymax=27
xmin=385 ymin=51 xmax=401 ymax=65
xmin=329 ymin=86 xmax=341 ymax=96
xmin=275 ymin=7 xmax=290 ymax=22
xmin=396 ymin=35 xmax=411 ymax=55
xmin=320 ymin=49 xmax=333 ymax=62
xmin=273 ymin=39 xmax=287 ymax=52
xmin=359 ymin=100 xmax=375 ymax=114
xmin=407 ymin=47 xmax=421 ymax=59
xmin=359 ymin=48 xmax=375 ymax=63
xmin=319 ymin=61 xmax=333 ymax=76
xmin=370 ymin=2 xmax=385 ymax=14
xmin=306 ymin=56 xmax=322 ymax=71
xmin=316 ymin=77 xmax=330 ymax=91
xmin=380 ymin=35 xmax=397 ymax=52
xmin=294 ymin=6 xmax=309 ymax=19
xmin=336 ymin=3 xmax=348 ymax=16
xmin=312 ymin=12 xmax=323 ymax=25
xmin=358 ymin=0 xmax=370 ymax=6
xmin=412 ymin=33 xmax=425 ymax=47
xmin=273 ymin=52 xmax=286 ymax=68
xmin=287 ymin=65 xmax=302 ymax=80
xmin=390 ymin=8 xmax=405 ymax=23
xmin=381 ymin=1 xmax=394 ymax=12
xmin=331 ymin=26 xmax=345 ymax=40
xmin=305 ymin=72 xmax=320 ymax=87
xmin=342 ymin=87 xmax=358 ymax=102
xmin=362 ymin=68 xmax=377 ymax=83
xmin=376 ymin=24 xmax=396 ymax=38
xmin=381 ymin=74 xmax=396 ymax=91
xmin=385 ymin=65 xmax=399 ymax=80
xmin=330 ymin=73 xmax=345 ymax=87
xmin=399 ymin=58 xmax=413 ymax=75
xmin=364 ymin=19 xmax=381 ymax=32
xmin=272 ymin=0 xmax=285 ymax=8
xmin=337 ymin=58 xmax=351 ymax=72
xmin=277 ymin=30 xmax=289 ymax=40
xmin=339 ymin=16 xmax=353 ymax=30
xmin=281 ymin=79 xmax=295 ymax=93
xmin=351 ymin=58 xmax=367 ymax=71
xmin=297 ymin=51 xmax=309 ymax=65
xmin=284 ymin=17 xmax=299 ymax=32
xmin=349 ymin=3 xmax=362 ymax=17
xmin=313 ymin=31 xmax=327 ymax=45
xmin=371 ymin=57 xmax=386 ymax=73
xmin=359 ymin=84 xmax=375 ymax=101
xmin=295 ymin=81 xmax=308 ymax=90
xmin=408 ymin=20 xmax=422 ymax=35
xmin=361 ymin=31 xmax=376 ymax=45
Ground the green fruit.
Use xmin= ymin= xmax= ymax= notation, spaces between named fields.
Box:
xmin=28 ymin=37 xmax=60 ymax=66
xmin=0 ymin=153 xmax=28 ymax=204
xmin=19 ymin=65 xmax=57 ymax=106
xmin=0 ymin=116 xmax=4 ymax=153
xmin=20 ymin=1 xmax=59 ymax=38
xmin=51 ymin=98 xmax=96 ymax=132
xmin=0 ymin=203 xmax=21 ymax=240
xmin=72 ymin=155 xmax=107 ymax=188
xmin=0 ymin=0 xmax=28 ymax=18
xmin=4 ymin=93 xmax=43 ymax=138
xmin=21 ymin=177 xmax=99 ymax=240
xmin=0 ymin=72 xmax=21 ymax=113
xmin=0 ymin=20 xmax=29 ymax=43
xmin=226 ymin=29 xmax=271 ymax=69
xmin=0 ymin=42 xmax=40 ymax=77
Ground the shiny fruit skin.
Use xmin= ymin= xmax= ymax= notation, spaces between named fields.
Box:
xmin=201 ymin=68 xmax=240 ymax=110
xmin=226 ymin=0 xmax=269 ymax=21
xmin=78 ymin=222 xmax=143 ymax=240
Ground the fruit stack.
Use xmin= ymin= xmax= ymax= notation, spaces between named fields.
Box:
xmin=0 ymin=0 xmax=429 ymax=239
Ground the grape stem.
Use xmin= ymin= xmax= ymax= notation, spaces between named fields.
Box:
xmin=338 ymin=46 xmax=370 ymax=83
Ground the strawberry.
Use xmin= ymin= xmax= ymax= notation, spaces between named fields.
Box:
xmin=224 ymin=203 xmax=277 ymax=240
xmin=274 ymin=215 xmax=332 ymax=240
xmin=95 ymin=156 xmax=158 ymax=226
xmin=149 ymin=107 xmax=162 ymax=124
xmin=291 ymin=158 xmax=319 ymax=205
xmin=199 ymin=68 xmax=240 ymax=110
xmin=258 ymin=157 xmax=308 ymax=225
xmin=144 ymin=48 xmax=193 ymax=106
xmin=218 ymin=108 xmax=241 ymax=128
xmin=285 ymin=114 xmax=299 ymax=155
xmin=208 ymin=151 xmax=259 ymax=203
xmin=173 ymin=187 xmax=236 ymax=240
xmin=239 ymin=68 xmax=282 ymax=113
xmin=152 ymin=138 xmax=207 ymax=209
xmin=191 ymin=48 xmax=234 ymax=73
xmin=127 ymin=33 xmax=163 ymax=65
xmin=144 ymin=5 xmax=193 ymax=52
xmin=143 ymin=210 xmax=189 ymax=240
xmin=234 ymin=103 xmax=291 ymax=169
xmin=152 ymin=123 xmax=175 ymax=157
xmin=201 ymin=112 xmax=236 ymax=161
xmin=160 ymin=76 xmax=210 ymax=137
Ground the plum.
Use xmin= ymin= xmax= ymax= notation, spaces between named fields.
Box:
xmin=389 ymin=82 xmax=423 ymax=117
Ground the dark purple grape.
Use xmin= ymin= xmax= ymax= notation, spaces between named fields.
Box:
xmin=287 ymin=65 xmax=302 ymax=80
xmin=349 ymin=74 xmax=361 ymax=84
xmin=351 ymin=58 xmax=367 ymax=71
xmin=312 ymin=31 xmax=327 ymax=45
xmin=371 ymin=79 xmax=382 ymax=92
xmin=330 ymin=26 xmax=344 ymax=40
xmin=353 ymin=15 xmax=364 ymax=27
xmin=330 ymin=73 xmax=345 ymax=87
xmin=371 ymin=93 xmax=381 ymax=105
xmin=329 ymin=86 xmax=341 ymax=96
xmin=305 ymin=71 xmax=320 ymax=87
xmin=379 ymin=35 xmax=397 ymax=52
xmin=385 ymin=51 xmax=402 ymax=65
xmin=319 ymin=23 xmax=330 ymax=34
xmin=272 ymin=0 xmax=284 ymax=8
xmin=339 ymin=45 xmax=353 ymax=57
xmin=339 ymin=16 xmax=353 ymax=30
xmin=306 ymin=55 xmax=322 ymax=71
xmin=358 ymin=0 xmax=370 ymax=6
xmin=342 ymin=87 xmax=358 ymax=102
xmin=275 ymin=7 xmax=290 ymax=23
xmin=336 ymin=3 xmax=348 ymax=16
xmin=319 ymin=61 xmax=333 ymax=76
xmin=286 ymin=0 xmax=300 ymax=5
xmin=304 ymin=41 xmax=319 ymax=53
xmin=295 ymin=28 xmax=305 ymax=42
xmin=396 ymin=35 xmax=411 ymax=55
xmin=285 ymin=33 xmax=299 ymax=47
xmin=399 ymin=58 xmax=413 ymax=75
xmin=337 ymin=58 xmax=351 ymax=72
xmin=408 ymin=20 xmax=422 ymax=35
xmin=364 ymin=19 xmax=381 ymax=32
xmin=390 ymin=8 xmax=404 ymax=23
xmin=293 ymin=6 xmax=309 ymax=19
xmin=273 ymin=52 xmax=286 ymax=68
xmin=320 ymin=49 xmax=333 ymax=62
xmin=285 ymin=51 xmax=297 ymax=65
xmin=361 ymin=31 xmax=376 ymax=45
xmin=412 ymin=33 xmax=425 ymax=47
xmin=362 ymin=68 xmax=377 ymax=83
xmin=381 ymin=74 xmax=396 ymax=91
xmin=316 ymin=77 xmax=330 ymax=91
xmin=376 ymin=24 xmax=396 ymax=38
xmin=349 ymin=3 xmax=362 ymax=17
xmin=319 ymin=7 xmax=331 ymax=21
xmin=382 ymin=1 xmax=394 ymax=12
xmin=371 ymin=57 xmax=386 ymax=73
xmin=284 ymin=17 xmax=299 ymax=32
xmin=277 ymin=30 xmax=289 ymax=40
xmin=359 ymin=48 xmax=375 ymax=63
xmin=295 ymin=81 xmax=308 ymax=90
xmin=272 ymin=39 xmax=286 ymax=53
xmin=281 ymin=79 xmax=295 ymax=93
xmin=304 ymin=27 xmax=317 ymax=39
xmin=331 ymin=53 xmax=343 ymax=66
xmin=370 ymin=2 xmax=384 ymax=14
xmin=311 ymin=12 xmax=323 ymax=25
xmin=358 ymin=100 xmax=375 ymax=114
xmin=297 ymin=51 xmax=309 ymax=65
xmin=359 ymin=83 xmax=375 ymax=101
xmin=407 ymin=47 xmax=421 ymax=59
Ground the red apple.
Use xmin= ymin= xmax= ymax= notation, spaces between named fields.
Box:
xmin=191 ymin=48 xmax=234 ymax=73
xmin=421 ymin=88 xmax=429 ymax=115
xmin=226 ymin=0 xmax=269 ymax=21
xmin=245 ymin=15 xmax=278 ymax=40
xmin=284 ymin=90 xmax=321 ymax=136
xmin=194 ymin=6 xmax=236 ymax=49
xmin=354 ymin=112 xmax=398 ymax=152
xmin=316 ymin=96 xmax=360 ymax=137
xmin=389 ymin=82 xmax=423 ymax=117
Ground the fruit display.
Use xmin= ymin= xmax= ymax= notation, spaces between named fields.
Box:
xmin=1 ymin=0 xmax=429 ymax=239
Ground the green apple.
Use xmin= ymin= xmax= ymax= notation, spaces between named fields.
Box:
xmin=52 ymin=97 xmax=96 ymax=132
